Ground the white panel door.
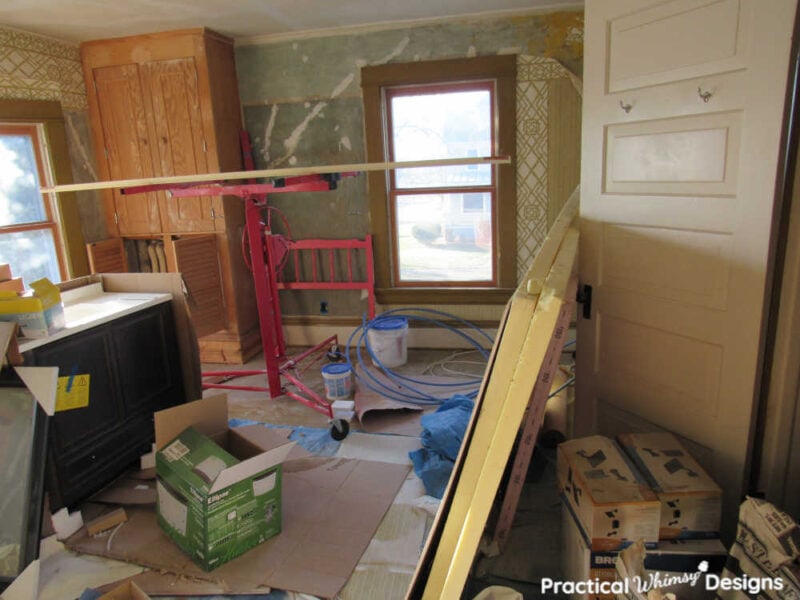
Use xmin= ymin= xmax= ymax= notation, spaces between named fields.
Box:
xmin=577 ymin=0 xmax=796 ymax=537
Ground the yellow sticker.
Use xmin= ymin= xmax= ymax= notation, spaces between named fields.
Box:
xmin=55 ymin=373 xmax=91 ymax=412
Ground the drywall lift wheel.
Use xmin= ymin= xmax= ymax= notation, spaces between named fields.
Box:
xmin=326 ymin=343 xmax=343 ymax=361
xmin=330 ymin=418 xmax=349 ymax=441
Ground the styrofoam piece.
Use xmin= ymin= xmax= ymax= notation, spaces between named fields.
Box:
xmin=140 ymin=443 xmax=156 ymax=469
xmin=51 ymin=507 xmax=83 ymax=540
xmin=14 ymin=366 xmax=58 ymax=416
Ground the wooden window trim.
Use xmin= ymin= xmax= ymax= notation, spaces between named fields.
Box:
xmin=0 ymin=99 xmax=89 ymax=279
xmin=362 ymin=55 xmax=517 ymax=305
xmin=386 ymin=80 xmax=498 ymax=288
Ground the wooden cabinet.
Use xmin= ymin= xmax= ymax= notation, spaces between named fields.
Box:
xmin=26 ymin=301 xmax=184 ymax=510
xmin=92 ymin=63 xmax=162 ymax=235
xmin=81 ymin=29 xmax=259 ymax=363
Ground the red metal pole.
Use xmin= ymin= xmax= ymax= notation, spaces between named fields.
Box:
xmin=244 ymin=195 xmax=284 ymax=398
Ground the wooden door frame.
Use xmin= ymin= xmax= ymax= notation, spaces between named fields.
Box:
xmin=751 ymin=4 xmax=800 ymax=519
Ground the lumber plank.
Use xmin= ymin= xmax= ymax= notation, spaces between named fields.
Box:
xmin=86 ymin=507 xmax=128 ymax=536
xmin=409 ymin=186 xmax=579 ymax=599
xmin=488 ymin=275 xmax=577 ymax=554
xmin=427 ymin=228 xmax=578 ymax=599
xmin=41 ymin=155 xmax=511 ymax=194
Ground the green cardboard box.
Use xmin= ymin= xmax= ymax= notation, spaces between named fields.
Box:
xmin=154 ymin=394 xmax=294 ymax=571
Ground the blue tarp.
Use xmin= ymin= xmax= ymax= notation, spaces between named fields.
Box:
xmin=409 ymin=394 xmax=474 ymax=498
xmin=228 ymin=418 xmax=342 ymax=456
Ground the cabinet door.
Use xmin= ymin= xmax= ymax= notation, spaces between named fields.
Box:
xmin=110 ymin=304 xmax=182 ymax=415
xmin=86 ymin=238 xmax=127 ymax=273
xmin=141 ymin=57 xmax=220 ymax=233
xmin=30 ymin=326 xmax=133 ymax=508
xmin=167 ymin=234 xmax=227 ymax=337
xmin=92 ymin=64 xmax=162 ymax=235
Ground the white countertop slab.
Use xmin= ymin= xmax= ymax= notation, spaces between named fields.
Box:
xmin=18 ymin=284 xmax=172 ymax=353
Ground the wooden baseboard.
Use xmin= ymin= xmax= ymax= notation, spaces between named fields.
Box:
xmin=199 ymin=326 xmax=262 ymax=364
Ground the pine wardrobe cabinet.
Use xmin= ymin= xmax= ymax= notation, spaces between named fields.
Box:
xmin=81 ymin=28 xmax=260 ymax=363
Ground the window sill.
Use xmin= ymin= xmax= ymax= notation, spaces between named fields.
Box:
xmin=376 ymin=287 xmax=515 ymax=305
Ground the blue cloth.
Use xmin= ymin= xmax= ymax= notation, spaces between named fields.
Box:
xmin=409 ymin=394 xmax=474 ymax=498
xmin=228 ymin=418 xmax=341 ymax=457
xmin=419 ymin=394 xmax=474 ymax=461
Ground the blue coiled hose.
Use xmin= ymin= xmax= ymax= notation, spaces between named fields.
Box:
xmin=344 ymin=308 xmax=494 ymax=406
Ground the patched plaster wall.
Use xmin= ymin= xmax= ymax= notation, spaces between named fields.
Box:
xmin=235 ymin=11 xmax=583 ymax=316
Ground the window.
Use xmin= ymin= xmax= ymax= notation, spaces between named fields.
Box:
xmin=0 ymin=99 xmax=89 ymax=287
xmin=362 ymin=55 xmax=516 ymax=304
xmin=0 ymin=123 xmax=65 ymax=284
xmin=387 ymin=82 xmax=495 ymax=284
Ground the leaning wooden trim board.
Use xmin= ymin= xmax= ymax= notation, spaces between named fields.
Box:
xmin=408 ymin=186 xmax=579 ymax=599
xmin=41 ymin=156 xmax=510 ymax=194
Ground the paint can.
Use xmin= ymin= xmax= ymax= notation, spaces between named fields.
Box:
xmin=321 ymin=363 xmax=353 ymax=401
xmin=367 ymin=317 xmax=408 ymax=368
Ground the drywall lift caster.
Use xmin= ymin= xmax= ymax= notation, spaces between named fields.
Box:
xmin=326 ymin=343 xmax=344 ymax=362
xmin=330 ymin=418 xmax=349 ymax=441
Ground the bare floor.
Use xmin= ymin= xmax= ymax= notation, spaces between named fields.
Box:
xmin=33 ymin=347 xmax=560 ymax=600
xmin=202 ymin=346 xmax=488 ymax=427
xmin=203 ymin=347 xmax=563 ymax=599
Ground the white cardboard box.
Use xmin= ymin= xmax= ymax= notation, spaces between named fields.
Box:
xmin=557 ymin=435 xmax=661 ymax=551
xmin=617 ymin=432 xmax=722 ymax=540
xmin=562 ymin=503 xmax=728 ymax=600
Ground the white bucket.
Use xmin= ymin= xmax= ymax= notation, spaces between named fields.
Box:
xmin=321 ymin=363 xmax=352 ymax=401
xmin=367 ymin=317 xmax=408 ymax=368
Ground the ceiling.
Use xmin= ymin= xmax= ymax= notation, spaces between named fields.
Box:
xmin=0 ymin=0 xmax=582 ymax=45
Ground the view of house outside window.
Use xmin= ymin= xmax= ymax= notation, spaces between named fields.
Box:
xmin=387 ymin=83 xmax=496 ymax=285
xmin=0 ymin=124 xmax=63 ymax=286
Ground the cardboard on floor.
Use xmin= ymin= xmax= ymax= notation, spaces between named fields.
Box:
xmin=64 ymin=455 xmax=410 ymax=599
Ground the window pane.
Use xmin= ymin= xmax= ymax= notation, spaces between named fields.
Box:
xmin=0 ymin=134 xmax=47 ymax=227
xmin=395 ymin=193 xmax=492 ymax=282
xmin=391 ymin=90 xmax=492 ymax=189
xmin=0 ymin=229 xmax=61 ymax=286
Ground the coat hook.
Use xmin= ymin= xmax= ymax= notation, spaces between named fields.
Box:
xmin=698 ymin=87 xmax=713 ymax=102
xmin=619 ymin=100 xmax=633 ymax=113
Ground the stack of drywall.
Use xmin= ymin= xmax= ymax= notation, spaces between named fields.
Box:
xmin=557 ymin=433 xmax=727 ymax=600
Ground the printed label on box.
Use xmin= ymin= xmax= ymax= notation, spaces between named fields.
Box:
xmin=55 ymin=373 xmax=90 ymax=411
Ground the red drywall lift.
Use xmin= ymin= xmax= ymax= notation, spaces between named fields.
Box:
xmin=125 ymin=172 xmax=375 ymax=440
xmin=55 ymin=152 xmax=507 ymax=441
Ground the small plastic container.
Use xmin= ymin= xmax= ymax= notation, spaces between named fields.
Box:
xmin=367 ymin=317 xmax=408 ymax=368
xmin=321 ymin=363 xmax=353 ymax=401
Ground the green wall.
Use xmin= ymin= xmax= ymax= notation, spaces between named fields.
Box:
xmin=234 ymin=11 xmax=583 ymax=316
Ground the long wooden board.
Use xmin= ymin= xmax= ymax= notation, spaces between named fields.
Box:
xmin=488 ymin=275 xmax=577 ymax=555
xmin=41 ymin=155 xmax=511 ymax=194
xmin=407 ymin=186 xmax=579 ymax=599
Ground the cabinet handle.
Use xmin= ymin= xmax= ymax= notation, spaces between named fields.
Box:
xmin=210 ymin=207 xmax=216 ymax=221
